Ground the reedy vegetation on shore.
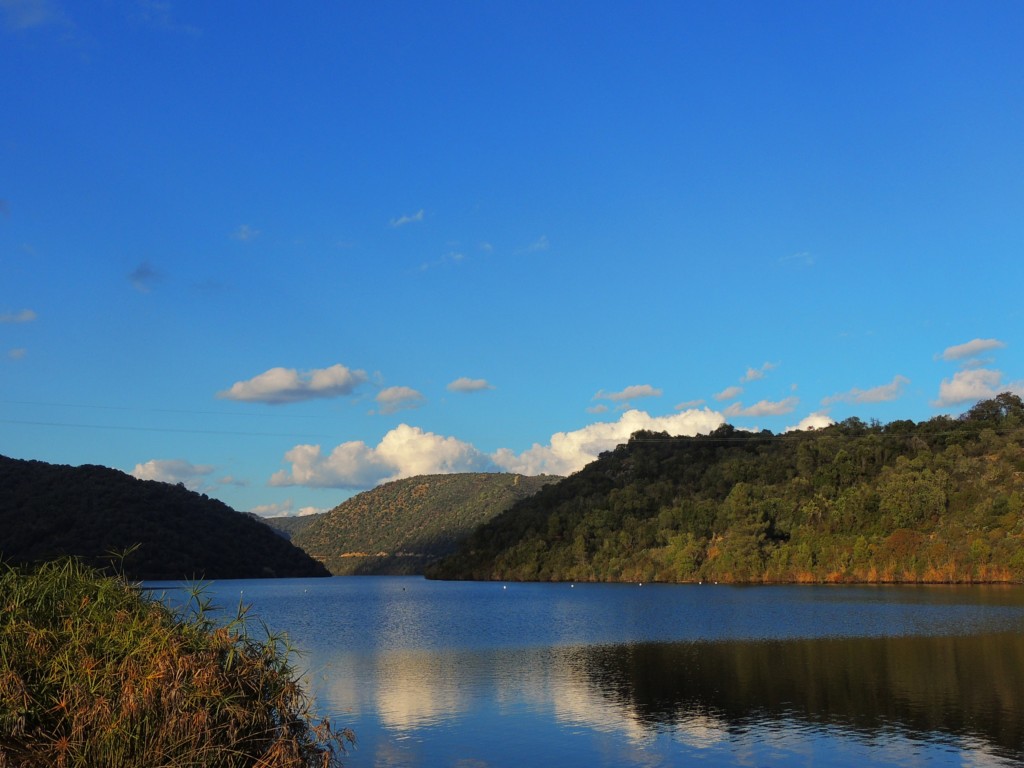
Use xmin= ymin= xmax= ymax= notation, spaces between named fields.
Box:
xmin=0 ymin=559 xmax=351 ymax=768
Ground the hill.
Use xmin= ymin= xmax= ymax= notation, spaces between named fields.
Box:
xmin=428 ymin=394 xmax=1024 ymax=584
xmin=0 ymin=455 xmax=330 ymax=580
xmin=277 ymin=472 xmax=559 ymax=574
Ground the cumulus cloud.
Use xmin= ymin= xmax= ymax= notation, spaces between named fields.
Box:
xmin=376 ymin=386 xmax=425 ymax=414
xmin=741 ymin=362 xmax=777 ymax=383
xmin=723 ymin=397 xmax=799 ymax=417
xmin=822 ymin=375 xmax=910 ymax=406
xmin=940 ymin=338 xmax=1006 ymax=362
xmin=492 ymin=408 xmax=726 ymax=477
xmin=713 ymin=386 xmax=743 ymax=402
xmin=218 ymin=363 xmax=368 ymax=404
xmin=131 ymin=459 xmax=215 ymax=490
xmin=593 ymin=384 xmax=663 ymax=402
xmin=128 ymin=262 xmax=160 ymax=293
xmin=270 ymin=424 xmax=496 ymax=489
xmin=447 ymin=377 xmax=494 ymax=393
xmin=933 ymin=368 xmax=1023 ymax=408
xmin=390 ymin=209 xmax=424 ymax=227
xmin=784 ymin=412 xmax=835 ymax=433
xmin=249 ymin=500 xmax=325 ymax=518
xmin=0 ymin=309 xmax=36 ymax=323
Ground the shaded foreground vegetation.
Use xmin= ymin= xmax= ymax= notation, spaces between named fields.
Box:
xmin=0 ymin=559 xmax=352 ymax=768
xmin=430 ymin=394 xmax=1024 ymax=583
xmin=270 ymin=473 xmax=559 ymax=575
xmin=0 ymin=456 xmax=329 ymax=580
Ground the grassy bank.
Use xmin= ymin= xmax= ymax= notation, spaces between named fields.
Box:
xmin=0 ymin=559 xmax=352 ymax=767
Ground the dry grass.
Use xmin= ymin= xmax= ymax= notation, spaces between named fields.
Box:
xmin=0 ymin=558 xmax=353 ymax=767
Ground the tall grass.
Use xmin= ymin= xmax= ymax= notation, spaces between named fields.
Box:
xmin=0 ymin=558 xmax=353 ymax=767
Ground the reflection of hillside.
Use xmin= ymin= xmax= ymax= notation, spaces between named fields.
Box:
xmin=307 ymin=631 xmax=1024 ymax=763
xmin=580 ymin=632 xmax=1024 ymax=759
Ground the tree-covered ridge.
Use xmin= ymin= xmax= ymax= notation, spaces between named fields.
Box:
xmin=428 ymin=394 xmax=1024 ymax=584
xmin=0 ymin=455 xmax=330 ymax=580
xmin=281 ymin=472 xmax=560 ymax=575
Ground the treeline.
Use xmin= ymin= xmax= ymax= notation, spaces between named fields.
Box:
xmin=428 ymin=394 xmax=1024 ymax=583
xmin=273 ymin=473 xmax=559 ymax=575
xmin=0 ymin=456 xmax=330 ymax=580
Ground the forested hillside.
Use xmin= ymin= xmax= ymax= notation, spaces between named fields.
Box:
xmin=283 ymin=472 xmax=559 ymax=574
xmin=428 ymin=394 xmax=1024 ymax=584
xmin=0 ymin=456 xmax=330 ymax=580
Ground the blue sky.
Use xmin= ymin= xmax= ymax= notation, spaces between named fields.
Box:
xmin=2 ymin=0 xmax=1022 ymax=517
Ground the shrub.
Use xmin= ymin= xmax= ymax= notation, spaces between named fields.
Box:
xmin=0 ymin=559 xmax=352 ymax=767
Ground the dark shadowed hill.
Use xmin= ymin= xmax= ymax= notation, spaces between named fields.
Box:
xmin=267 ymin=472 xmax=559 ymax=575
xmin=0 ymin=455 xmax=330 ymax=580
xmin=428 ymin=394 xmax=1024 ymax=584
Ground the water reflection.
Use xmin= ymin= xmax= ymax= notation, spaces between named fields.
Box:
xmin=311 ymin=631 xmax=1024 ymax=765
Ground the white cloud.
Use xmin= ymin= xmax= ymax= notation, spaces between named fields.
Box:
xmin=784 ymin=412 xmax=835 ymax=433
xmin=822 ymin=375 xmax=910 ymax=405
xmin=594 ymin=384 xmax=663 ymax=402
xmin=376 ymin=385 xmax=425 ymax=414
xmin=933 ymin=368 xmax=1023 ymax=408
xmin=525 ymin=235 xmax=549 ymax=252
xmin=390 ymin=209 xmax=425 ymax=227
xmin=674 ymin=399 xmax=705 ymax=410
xmin=492 ymin=408 xmax=726 ymax=477
xmin=447 ymin=377 xmax=494 ymax=393
xmin=0 ymin=309 xmax=36 ymax=323
xmin=586 ymin=404 xmax=609 ymax=414
xmin=270 ymin=424 xmax=496 ymax=490
xmin=249 ymin=500 xmax=326 ymax=518
xmin=218 ymin=363 xmax=368 ymax=404
xmin=723 ymin=397 xmax=799 ymax=417
xmin=713 ymin=386 xmax=743 ymax=402
xmin=940 ymin=338 xmax=1006 ymax=361
xmin=131 ymin=459 xmax=214 ymax=490
xmin=232 ymin=224 xmax=260 ymax=241
xmin=741 ymin=362 xmax=777 ymax=383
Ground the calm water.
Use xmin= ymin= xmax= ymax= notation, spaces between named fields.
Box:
xmin=147 ymin=577 xmax=1024 ymax=767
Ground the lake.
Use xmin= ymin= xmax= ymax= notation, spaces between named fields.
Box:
xmin=147 ymin=577 xmax=1024 ymax=767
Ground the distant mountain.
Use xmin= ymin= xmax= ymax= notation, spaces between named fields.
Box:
xmin=268 ymin=473 xmax=559 ymax=575
xmin=429 ymin=394 xmax=1024 ymax=584
xmin=0 ymin=455 xmax=330 ymax=580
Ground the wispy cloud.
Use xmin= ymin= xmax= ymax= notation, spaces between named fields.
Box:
xmin=822 ymin=375 xmax=910 ymax=405
xmin=390 ymin=209 xmax=425 ymax=228
xmin=128 ymin=262 xmax=160 ymax=293
xmin=232 ymin=224 xmax=261 ymax=241
xmin=418 ymin=250 xmax=465 ymax=271
xmin=593 ymin=384 xmax=663 ymax=402
xmin=447 ymin=377 xmax=494 ymax=393
xmin=218 ymin=363 xmax=368 ymax=405
xmin=939 ymin=338 xmax=1006 ymax=362
xmin=0 ymin=0 xmax=70 ymax=30
xmin=525 ymin=235 xmax=549 ymax=253
xmin=674 ymin=399 xmax=706 ymax=410
xmin=0 ymin=199 xmax=9 ymax=216
xmin=724 ymin=397 xmax=799 ymax=417
xmin=780 ymin=251 xmax=814 ymax=267
xmin=0 ymin=308 xmax=36 ymax=323
xmin=713 ymin=385 xmax=743 ymax=402
xmin=249 ymin=499 xmax=325 ymax=518
xmin=8 ymin=348 xmax=27 ymax=360
xmin=375 ymin=385 xmax=425 ymax=415
xmin=741 ymin=362 xmax=777 ymax=383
